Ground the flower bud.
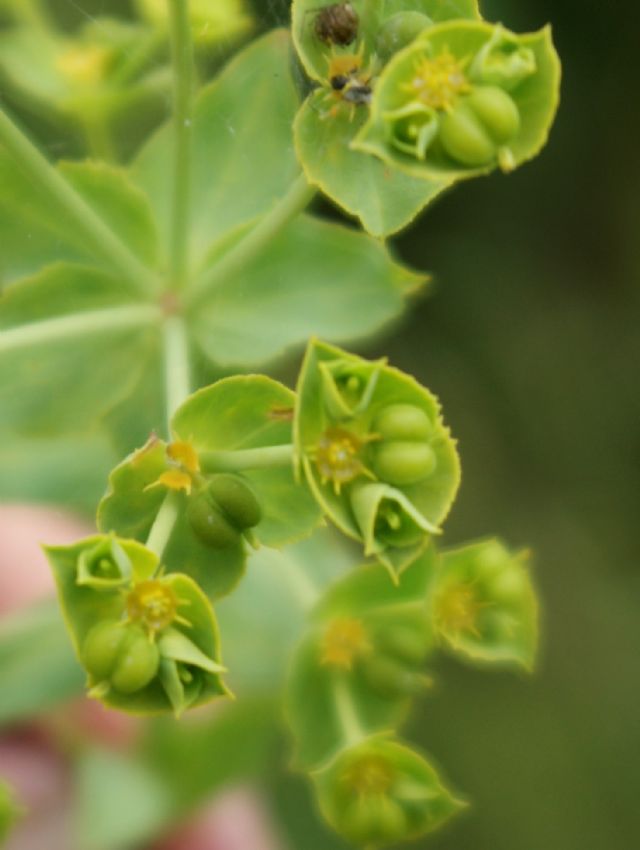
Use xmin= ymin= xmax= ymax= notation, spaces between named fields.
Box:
xmin=83 ymin=620 xmax=160 ymax=695
xmin=439 ymin=86 xmax=520 ymax=167
xmin=187 ymin=474 xmax=261 ymax=548
xmin=376 ymin=12 xmax=433 ymax=62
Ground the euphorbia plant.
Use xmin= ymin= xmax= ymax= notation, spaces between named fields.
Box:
xmin=0 ymin=0 xmax=559 ymax=847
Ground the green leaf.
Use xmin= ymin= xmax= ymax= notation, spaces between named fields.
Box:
xmin=0 ymin=429 xmax=117 ymax=512
xmin=45 ymin=535 xmax=229 ymax=715
xmin=0 ymin=157 xmax=161 ymax=283
xmin=0 ymin=599 xmax=83 ymax=727
xmin=295 ymin=340 xmax=460 ymax=575
xmin=0 ymin=263 xmax=158 ymax=435
xmin=97 ymin=437 xmax=247 ymax=600
xmin=190 ymin=215 xmax=424 ymax=367
xmin=295 ymin=93 xmax=447 ymax=237
xmin=381 ymin=0 xmax=480 ymax=23
xmin=74 ymin=747 xmax=171 ymax=850
xmin=172 ymin=376 xmax=322 ymax=547
xmin=286 ymin=552 xmax=435 ymax=770
xmin=132 ymin=29 xmax=300 ymax=273
xmin=432 ymin=538 xmax=539 ymax=670
xmin=354 ymin=21 xmax=561 ymax=181
xmin=219 ymin=529 xmax=355 ymax=696
xmin=313 ymin=734 xmax=465 ymax=847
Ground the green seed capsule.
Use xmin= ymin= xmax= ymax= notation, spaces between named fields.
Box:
xmin=83 ymin=621 xmax=160 ymax=695
xmin=206 ymin=474 xmax=262 ymax=529
xmin=187 ymin=474 xmax=261 ymax=548
xmin=372 ymin=441 xmax=437 ymax=486
xmin=376 ymin=11 xmax=433 ymax=61
xmin=372 ymin=403 xmax=432 ymax=442
xmin=187 ymin=493 xmax=240 ymax=548
xmin=440 ymin=86 xmax=520 ymax=167
xmin=467 ymin=86 xmax=521 ymax=144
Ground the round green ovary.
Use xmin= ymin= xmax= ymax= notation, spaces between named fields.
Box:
xmin=373 ymin=404 xmax=432 ymax=442
xmin=187 ymin=492 xmax=241 ymax=548
xmin=207 ymin=473 xmax=262 ymax=529
xmin=440 ymin=86 xmax=520 ymax=167
xmin=372 ymin=441 xmax=437 ymax=486
xmin=83 ymin=621 xmax=160 ymax=694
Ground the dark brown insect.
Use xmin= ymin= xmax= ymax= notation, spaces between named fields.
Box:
xmin=314 ymin=3 xmax=359 ymax=47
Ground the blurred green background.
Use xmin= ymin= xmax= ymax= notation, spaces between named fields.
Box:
xmin=256 ymin=0 xmax=640 ymax=848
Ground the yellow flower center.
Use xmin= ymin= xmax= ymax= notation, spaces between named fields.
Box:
xmin=403 ymin=49 xmax=470 ymax=110
xmin=342 ymin=755 xmax=395 ymax=796
xmin=126 ymin=580 xmax=178 ymax=632
xmin=167 ymin=440 xmax=200 ymax=474
xmin=314 ymin=427 xmax=366 ymax=491
xmin=321 ymin=617 xmax=370 ymax=670
xmin=435 ymin=582 xmax=484 ymax=638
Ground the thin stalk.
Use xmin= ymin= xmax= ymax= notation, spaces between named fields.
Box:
xmin=185 ymin=175 xmax=316 ymax=307
xmin=167 ymin=0 xmax=195 ymax=290
xmin=0 ymin=106 xmax=158 ymax=296
xmin=162 ymin=316 xmax=191 ymax=434
xmin=145 ymin=492 xmax=181 ymax=560
xmin=200 ymin=444 xmax=294 ymax=473
xmin=333 ymin=675 xmax=366 ymax=747
xmin=0 ymin=305 xmax=161 ymax=354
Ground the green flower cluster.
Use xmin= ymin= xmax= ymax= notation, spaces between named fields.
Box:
xmin=296 ymin=340 xmax=460 ymax=578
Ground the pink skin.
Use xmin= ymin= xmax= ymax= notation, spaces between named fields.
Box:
xmin=0 ymin=505 xmax=283 ymax=850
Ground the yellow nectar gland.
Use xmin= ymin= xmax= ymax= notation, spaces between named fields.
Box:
xmin=167 ymin=440 xmax=200 ymax=475
xmin=403 ymin=48 xmax=470 ymax=111
xmin=435 ymin=582 xmax=487 ymax=639
xmin=321 ymin=617 xmax=370 ymax=670
xmin=312 ymin=427 xmax=371 ymax=493
xmin=56 ymin=44 xmax=110 ymax=86
xmin=154 ymin=469 xmax=193 ymax=494
xmin=342 ymin=754 xmax=395 ymax=796
xmin=126 ymin=580 xmax=181 ymax=633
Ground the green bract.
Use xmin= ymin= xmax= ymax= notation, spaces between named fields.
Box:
xmin=354 ymin=20 xmax=561 ymax=180
xmin=432 ymin=538 xmax=538 ymax=669
xmin=286 ymin=552 xmax=435 ymax=770
xmin=295 ymin=339 xmax=460 ymax=577
xmin=45 ymin=535 xmax=228 ymax=715
xmin=313 ymin=735 xmax=465 ymax=848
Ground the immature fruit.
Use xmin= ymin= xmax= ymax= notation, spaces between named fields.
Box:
xmin=82 ymin=621 xmax=160 ymax=694
xmin=371 ymin=404 xmax=436 ymax=486
xmin=187 ymin=474 xmax=261 ymax=548
xmin=439 ymin=85 xmax=520 ymax=167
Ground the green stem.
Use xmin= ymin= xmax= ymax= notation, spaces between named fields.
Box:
xmin=162 ymin=316 xmax=191 ymax=434
xmin=185 ymin=174 xmax=316 ymax=307
xmin=0 ymin=105 xmax=158 ymax=297
xmin=333 ymin=675 xmax=366 ymax=747
xmin=200 ymin=444 xmax=294 ymax=473
xmin=167 ymin=0 xmax=195 ymax=290
xmin=81 ymin=110 xmax=117 ymax=163
xmin=146 ymin=492 xmax=181 ymax=560
xmin=0 ymin=305 xmax=162 ymax=353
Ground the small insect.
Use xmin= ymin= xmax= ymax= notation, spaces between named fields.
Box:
xmin=326 ymin=49 xmax=373 ymax=115
xmin=313 ymin=3 xmax=359 ymax=47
